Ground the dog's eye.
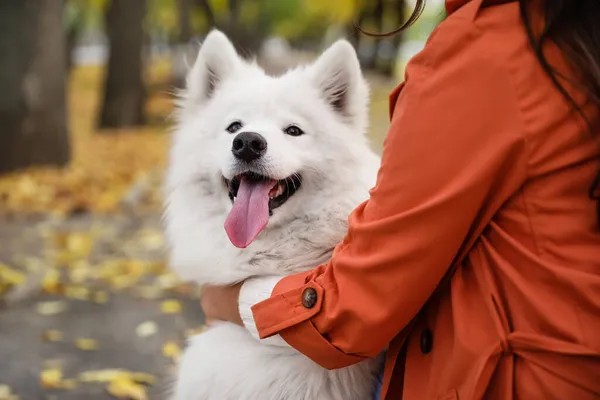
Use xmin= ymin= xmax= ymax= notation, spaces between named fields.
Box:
xmin=284 ymin=125 xmax=304 ymax=137
xmin=226 ymin=121 xmax=243 ymax=134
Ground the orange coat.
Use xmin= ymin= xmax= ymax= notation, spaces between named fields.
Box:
xmin=250 ymin=0 xmax=600 ymax=398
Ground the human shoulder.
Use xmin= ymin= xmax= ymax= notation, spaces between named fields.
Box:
xmin=408 ymin=2 xmax=522 ymax=76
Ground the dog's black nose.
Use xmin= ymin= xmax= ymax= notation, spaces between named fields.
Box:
xmin=232 ymin=132 xmax=267 ymax=162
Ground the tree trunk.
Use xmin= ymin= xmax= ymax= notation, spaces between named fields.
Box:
xmin=347 ymin=9 xmax=368 ymax=50
xmin=178 ymin=0 xmax=192 ymax=43
xmin=380 ymin=0 xmax=406 ymax=76
xmin=98 ymin=0 xmax=147 ymax=129
xmin=0 ymin=0 xmax=70 ymax=174
xmin=172 ymin=0 xmax=195 ymax=90
xmin=65 ymin=24 xmax=79 ymax=73
xmin=195 ymin=0 xmax=217 ymax=28
xmin=364 ymin=0 xmax=384 ymax=70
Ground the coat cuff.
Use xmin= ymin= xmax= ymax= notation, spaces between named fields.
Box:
xmin=250 ymin=271 xmax=365 ymax=369
xmin=238 ymin=276 xmax=291 ymax=347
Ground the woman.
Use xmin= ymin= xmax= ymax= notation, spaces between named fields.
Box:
xmin=200 ymin=0 xmax=600 ymax=398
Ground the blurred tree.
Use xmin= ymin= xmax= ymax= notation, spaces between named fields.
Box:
xmin=349 ymin=0 xmax=407 ymax=76
xmin=364 ymin=0 xmax=384 ymax=69
xmin=98 ymin=0 xmax=147 ymax=129
xmin=0 ymin=0 xmax=71 ymax=173
xmin=211 ymin=0 xmax=269 ymax=56
xmin=380 ymin=0 xmax=406 ymax=76
xmin=196 ymin=0 xmax=217 ymax=28
xmin=178 ymin=0 xmax=193 ymax=42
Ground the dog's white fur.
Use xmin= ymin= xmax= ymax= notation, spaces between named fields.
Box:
xmin=164 ymin=30 xmax=382 ymax=400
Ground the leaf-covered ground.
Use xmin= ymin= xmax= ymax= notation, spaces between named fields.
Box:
xmin=0 ymin=213 xmax=206 ymax=400
xmin=0 ymin=60 xmax=395 ymax=400
xmin=0 ymin=63 xmax=172 ymax=217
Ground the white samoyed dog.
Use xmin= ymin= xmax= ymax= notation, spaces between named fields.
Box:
xmin=164 ymin=29 xmax=383 ymax=400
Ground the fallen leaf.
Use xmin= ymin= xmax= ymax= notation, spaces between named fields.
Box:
xmin=137 ymin=285 xmax=163 ymax=300
xmin=75 ymin=338 xmax=99 ymax=351
xmin=138 ymin=229 xmax=164 ymax=250
xmin=106 ymin=377 xmax=147 ymax=400
xmin=41 ymin=269 xmax=63 ymax=294
xmin=128 ymin=372 xmax=156 ymax=386
xmin=40 ymin=368 xmax=63 ymax=388
xmin=79 ymin=369 xmax=124 ymax=383
xmin=155 ymin=273 xmax=179 ymax=290
xmin=79 ymin=369 xmax=155 ymax=385
xmin=162 ymin=341 xmax=181 ymax=360
xmin=92 ymin=290 xmax=109 ymax=304
xmin=65 ymin=285 xmax=89 ymax=300
xmin=160 ymin=299 xmax=181 ymax=314
xmin=0 ymin=384 xmax=18 ymax=400
xmin=0 ymin=264 xmax=26 ymax=286
xmin=136 ymin=321 xmax=158 ymax=338
xmin=36 ymin=300 xmax=68 ymax=316
xmin=68 ymin=263 xmax=92 ymax=284
xmin=41 ymin=330 xmax=64 ymax=342
xmin=52 ymin=232 xmax=94 ymax=265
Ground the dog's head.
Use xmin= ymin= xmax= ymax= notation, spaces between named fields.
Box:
xmin=167 ymin=30 xmax=374 ymax=248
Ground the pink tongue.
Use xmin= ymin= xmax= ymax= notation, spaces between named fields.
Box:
xmin=224 ymin=177 xmax=275 ymax=248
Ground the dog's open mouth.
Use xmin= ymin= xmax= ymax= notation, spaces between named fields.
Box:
xmin=223 ymin=172 xmax=302 ymax=249
xmin=225 ymin=172 xmax=302 ymax=212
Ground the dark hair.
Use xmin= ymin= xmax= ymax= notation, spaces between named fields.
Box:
xmin=357 ymin=0 xmax=600 ymax=226
xmin=519 ymin=0 xmax=600 ymax=225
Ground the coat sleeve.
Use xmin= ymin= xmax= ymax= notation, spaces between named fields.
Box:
xmin=246 ymin=47 xmax=528 ymax=370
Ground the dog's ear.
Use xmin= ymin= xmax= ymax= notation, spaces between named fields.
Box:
xmin=307 ymin=40 xmax=369 ymax=125
xmin=187 ymin=30 xmax=241 ymax=104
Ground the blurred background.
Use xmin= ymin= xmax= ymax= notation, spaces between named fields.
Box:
xmin=0 ymin=0 xmax=444 ymax=399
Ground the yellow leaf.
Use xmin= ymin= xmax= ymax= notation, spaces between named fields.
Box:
xmin=80 ymin=369 xmax=124 ymax=383
xmin=79 ymin=369 xmax=155 ymax=386
xmin=129 ymin=372 xmax=156 ymax=386
xmin=155 ymin=273 xmax=179 ymax=289
xmin=137 ymin=285 xmax=163 ymax=300
xmin=138 ymin=229 xmax=164 ymax=250
xmin=75 ymin=338 xmax=99 ymax=351
xmin=162 ymin=342 xmax=181 ymax=360
xmin=41 ymin=330 xmax=64 ymax=342
xmin=106 ymin=377 xmax=148 ymax=400
xmin=92 ymin=290 xmax=109 ymax=304
xmin=42 ymin=268 xmax=63 ymax=294
xmin=0 ymin=264 xmax=26 ymax=286
xmin=160 ymin=299 xmax=181 ymax=314
xmin=65 ymin=285 xmax=89 ymax=300
xmin=40 ymin=368 xmax=63 ymax=388
xmin=0 ymin=384 xmax=19 ymax=400
xmin=136 ymin=321 xmax=158 ymax=338
xmin=0 ymin=384 xmax=10 ymax=396
xmin=68 ymin=262 xmax=92 ymax=283
xmin=36 ymin=300 xmax=68 ymax=316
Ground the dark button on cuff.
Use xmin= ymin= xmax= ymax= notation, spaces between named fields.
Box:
xmin=301 ymin=287 xmax=317 ymax=309
xmin=420 ymin=328 xmax=433 ymax=354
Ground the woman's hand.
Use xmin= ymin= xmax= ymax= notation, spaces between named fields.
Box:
xmin=200 ymin=283 xmax=244 ymax=326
